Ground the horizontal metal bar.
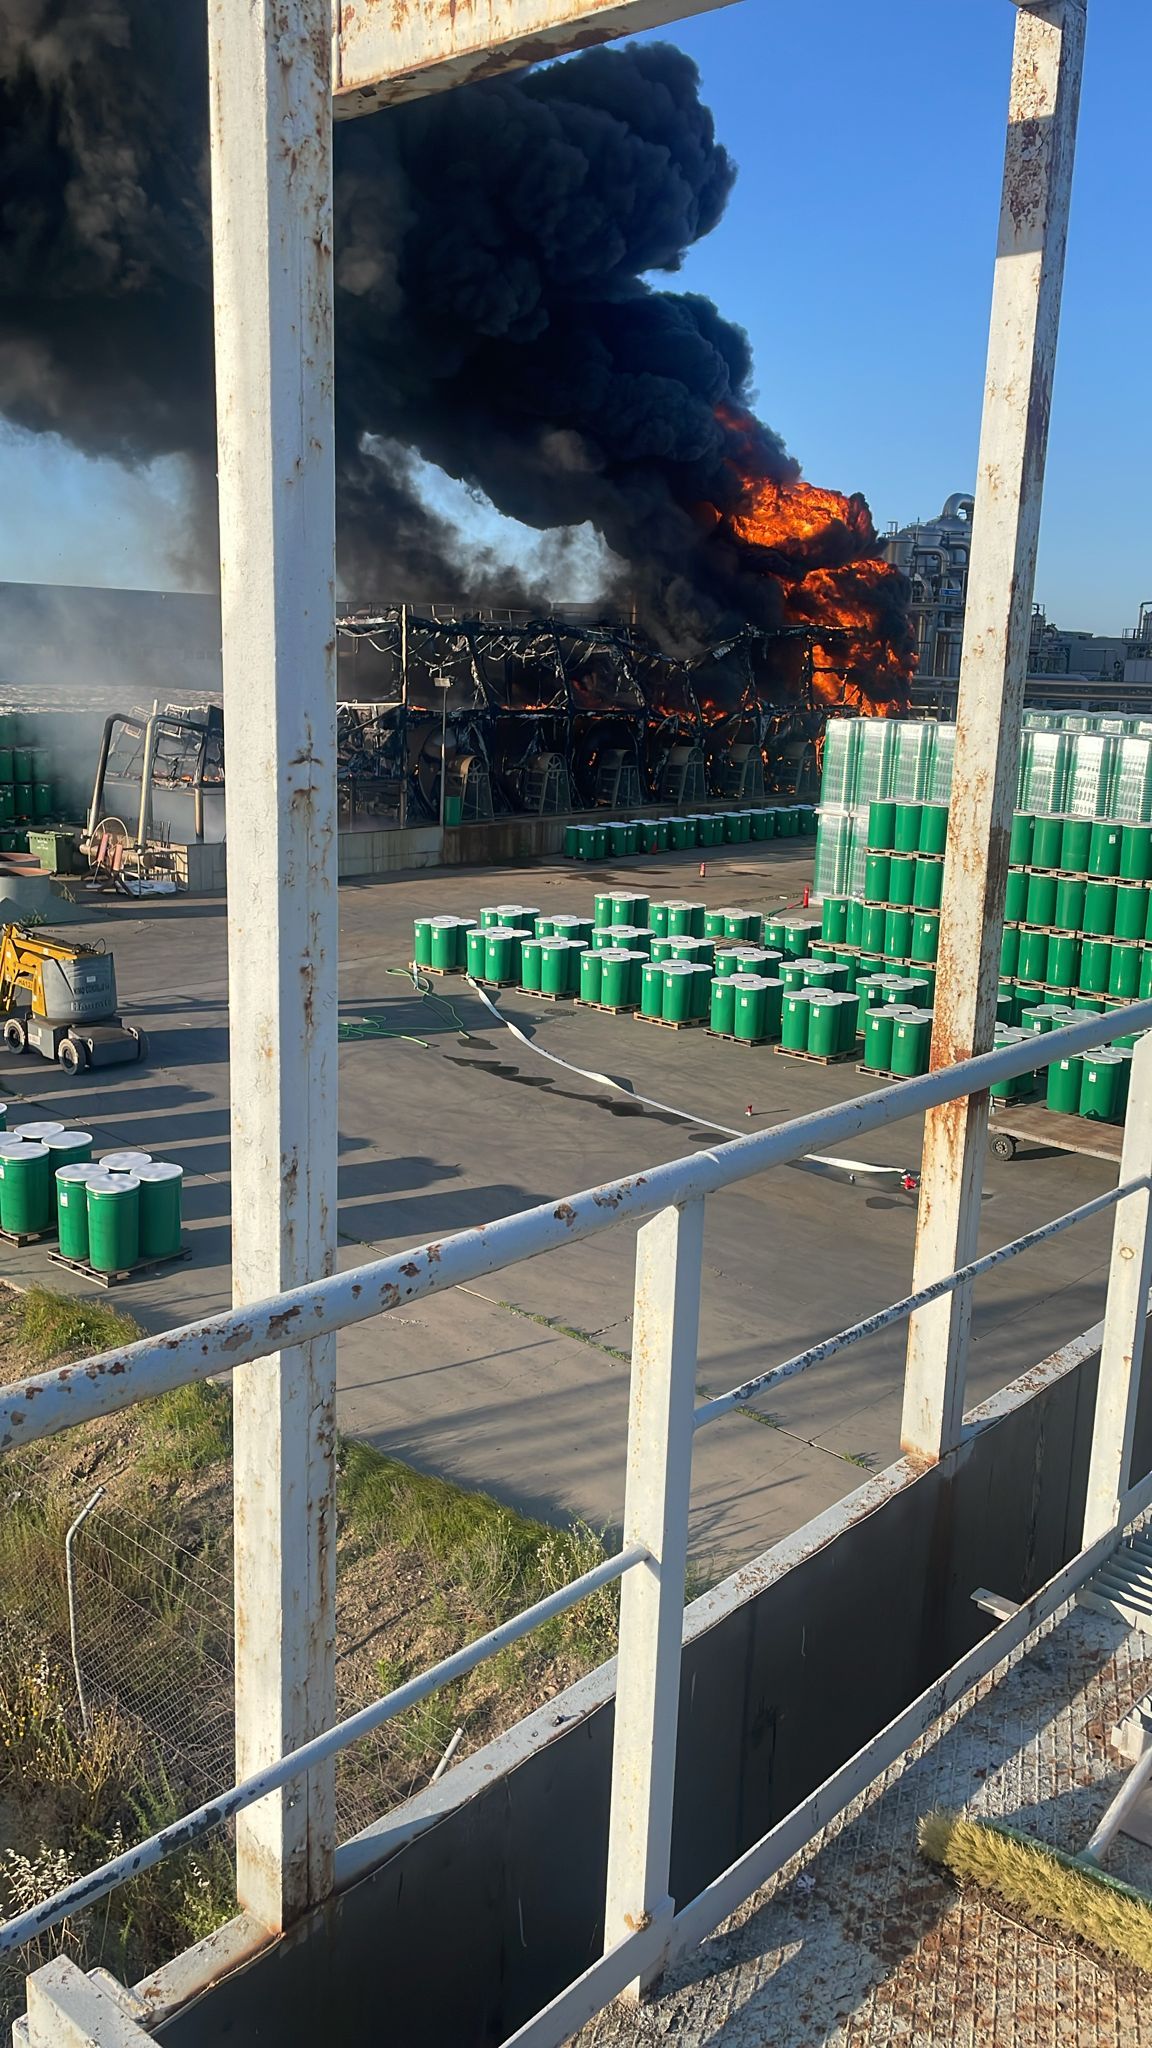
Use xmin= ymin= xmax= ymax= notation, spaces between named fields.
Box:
xmin=2 ymin=1001 xmax=1149 ymax=1454
xmin=1083 ymin=1740 xmax=1152 ymax=1863
xmin=0 ymin=1543 xmax=644 ymax=1954
xmin=693 ymin=1178 xmax=1144 ymax=1429
xmin=498 ymin=1916 xmax=671 ymax=2048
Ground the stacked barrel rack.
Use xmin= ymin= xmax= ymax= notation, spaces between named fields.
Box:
xmin=562 ymin=806 xmax=813 ymax=861
xmin=0 ymin=1113 xmax=187 ymax=1285
xmin=0 ymin=719 xmax=67 ymax=856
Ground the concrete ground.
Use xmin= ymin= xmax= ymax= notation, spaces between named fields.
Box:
xmin=0 ymin=838 xmax=1126 ymax=1570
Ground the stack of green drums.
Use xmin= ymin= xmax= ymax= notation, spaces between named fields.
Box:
xmin=708 ymin=974 xmax=784 ymax=1042
xmin=413 ymin=914 xmax=476 ymax=971
xmin=641 ymin=960 xmax=709 ymax=1023
xmin=480 ymin=925 xmax=532 ymax=984
xmin=803 ymin=990 xmax=858 ymax=1058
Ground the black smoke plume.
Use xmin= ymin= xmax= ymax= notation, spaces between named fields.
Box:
xmin=0 ymin=7 xmax=892 ymax=658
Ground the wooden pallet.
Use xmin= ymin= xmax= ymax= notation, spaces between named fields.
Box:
xmin=705 ymin=1030 xmax=775 ymax=1048
xmin=521 ymin=986 xmax=575 ymax=1002
xmin=47 ymin=1244 xmax=193 ymax=1290
xmin=633 ymin=1010 xmax=706 ymax=1029
xmin=472 ymin=977 xmax=520 ymax=990
xmin=774 ymin=1043 xmax=857 ymax=1065
xmin=0 ymin=1223 xmax=56 ymax=1249
xmin=411 ymin=960 xmax=467 ymax=977
xmin=575 ymin=998 xmax=639 ymax=1016
xmin=855 ymin=1063 xmax=920 ymax=1082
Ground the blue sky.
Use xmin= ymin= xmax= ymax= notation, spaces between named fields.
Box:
xmin=6 ymin=0 xmax=1147 ymax=634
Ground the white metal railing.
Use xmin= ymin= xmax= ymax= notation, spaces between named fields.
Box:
xmin=4 ymin=1002 xmax=1152 ymax=2044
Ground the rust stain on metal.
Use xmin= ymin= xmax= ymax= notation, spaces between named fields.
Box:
xmin=425 ymin=1242 xmax=442 ymax=1263
xmin=399 ymin=1260 xmax=420 ymax=1277
xmin=267 ymin=1307 xmax=303 ymax=1342
xmin=554 ymin=1202 xmax=576 ymax=1226
xmin=380 ymin=1283 xmax=400 ymax=1308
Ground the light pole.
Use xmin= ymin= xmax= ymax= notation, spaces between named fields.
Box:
xmin=435 ymin=675 xmax=451 ymax=829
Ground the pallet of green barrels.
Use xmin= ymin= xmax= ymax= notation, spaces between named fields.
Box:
xmin=990 ymin=997 xmax=1139 ymax=1130
xmin=1000 ymin=810 xmax=1152 ymax=1025
xmin=561 ymin=807 xmax=812 ymax=861
xmin=0 ymin=1118 xmax=187 ymax=1281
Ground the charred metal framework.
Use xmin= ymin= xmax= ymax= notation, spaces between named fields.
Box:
xmin=335 ymin=609 xmax=842 ymax=816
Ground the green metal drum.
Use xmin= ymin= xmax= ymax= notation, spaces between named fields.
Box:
xmin=1025 ymin=873 xmax=1057 ymax=927
xmin=1005 ymin=870 xmax=1029 ymax=923
xmin=806 ymin=992 xmax=842 ymax=1057
xmin=669 ymin=818 xmax=696 ymax=850
xmin=868 ymin=801 xmax=897 ymax=850
xmin=13 ymin=1120 xmax=64 ymax=1142
xmin=0 ymin=747 xmax=12 ymax=785
xmin=1047 ymin=933 xmax=1080 ymax=987
xmin=1109 ymin=942 xmax=1141 ymax=1000
xmin=0 ymin=791 xmax=12 ymax=826
xmin=1020 ymin=1005 xmax=1056 ymax=1035
xmin=780 ymin=958 xmax=811 ymax=992
xmin=1080 ymin=1052 xmax=1123 ymax=1121
xmin=1121 ymin=825 xmax=1152 ymax=881
xmin=1010 ymin=813 xmax=1036 ymax=865
xmin=534 ymin=916 xmax=556 ymax=938
xmin=821 ymin=898 xmax=850 ymax=944
xmin=1046 ymin=1055 xmax=1083 ymax=1114
xmin=1059 ymin=816 xmax=1092 ymax=874
xmin=891 ymin=1009 xmax=933 ymax=1077
xmin=598 ymin=949 xmax=640 ymax=1008
xmin=466 ymin=928 xmax=487 ymax=977
xmin=639 ymin=820 xmax=667 ymax=854
xmin=780 ymin=917 xmax=821 ymax=957
xmin=732 ymin=977 xmax=770 ymax=1042
xmin=86 ymin=1172 xmax=140 ymax=1272
xmin=887 ymin=856 xmax=917 ymax=906
xmin=135 ymin=1162 xmax=183 ymax=1259
xmin=555 ymin=916 xmax=593 ymax=948
xmin=651 ymin=938 xmax=674 ymax=963
xmin=894 ymin=803 xmax=922 ymax=853
xmin=611 ymin=892 xmax=649 ymax=926
xmin=710 ymin=977 xmax=737 ymax=1034
xmin=723 ymin=812 xmax=751 ymax=844
xmin=989 ymin=1029 xmax=1036 ymax=1103
xmin=649 ymin=903 xmax=671 ymax=937
xmin=996 ymin=991 xmax=1015 ymax=1025
xmin=863 ymin=1007 xmax=895 ymax=1071
xmin=520 ymin=938 xmax=544 ymax=992
xmin=13 ymin=783 xmax=32 ymax=819
xmin=563 ymin=825 xmax=580 ymax=859
xmin=607 ymin=822 xmax=639 ymax=857
xmin=919 ymin=804 xmax=949 ymax=856
xmin=32 ymin=782 xmax=53 ymax=820
xmin=1082 ymin=880 xmax=1117 ymax=935
xmin=751 ymin=809 xmax=776 ymax=840
xmin=670 ymin=937 xmax=714 ymax=967
xmin=1000 ymin=926 xmax=1020 ymax=977
xmin=594 ymin=892 xmax=615 ymax=928
xmin=913 ymin=859 xmax=943 ymax=910
xmin=1143 ymin=949 xmax=1152 ymax=1000
xmin=661 ymin=962 xmax=695 ymax=1022
xmin=863 ymin=905 xmax=889 ymax=953
xmin=1074 ymin=994 xmax=1105 ymax=1013
xmin=12 ymin=748 xmax=31 ymax=782
xmin=45 ymin=1131 xmax=92 ymax=1169
xmin=781 ymin=991 xmax=811 ymax=1051
xmin=1079 ymin=938 xmax=1113 ymax=994
xmin=0 ymin=1139 xmax=51 ymax=1234
xmin=483 ymin=927 xmax=522 ymax=982
xmin=54 ymin=1165 xmax=93 ymax=1261
xmin=1054 ymin=877 xmax=1086 ymax=931
xmin=1031 ymin=815 xmax=1064 ymax=868
xmin=430 ymin=916 xmax=472 ymax=971
xmin=856 ymin=976 xmax=886 ymax=1032
xmin=761 ymin=978 xmax=784 ymax=1039
xmin=667 ymin=901 xmax=705 ymax=937
xmin=413 ymin=918 xmax=435 ymax=966
xmin=725 ymin=909 xmax=762 ymax=944
xmin=580 ymin=950 xmax=604 ymax=1003
xmin=864 ymin=853 xmax=891 ymax=902
xmin=480 ymin=905 xmax=504 ymax=928
xmin=911 ymin=914 xmax=939 ymax=964
xmin=1114 ymin=885 xmax=1148 ymax=942
xmin=640 ymin=961 xmax=663 ymax=1016
xmin=804 ymin=962 xmax=850 ymax=994
xmin=884 ymin=909 xmax=913 ymax=959
xmin=845 ymin=898 xmax=864 ymax=948
xmin=1089 ymin=820 xmax=1123 ymax=877
xmin=703 ymin=909 xmax=727 ymax=941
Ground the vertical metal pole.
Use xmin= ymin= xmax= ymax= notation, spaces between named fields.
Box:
xmin=65 ymin=1488 xmax=104 ymax=1737
xmin=604 ymin=1198 xmax=703 ymax=1996
xmin=207 ymin=0 xmax=338 ymax=1928
xmin=439 ymin=685 xmax=449 ymax=830
xmin=901 ymin=0 xmax=1086 ymax=1464
xmin=1084 ymin=1032 xmax=1152 ymax=1544
xmin=398 ymin=604 xmax=409 ymax=829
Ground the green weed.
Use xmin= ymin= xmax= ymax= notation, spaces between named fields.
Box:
xmin=12 ymin=1287 xmax=139 ymax=1367
xmin=138 ymin=1382 xmax=232 ymax=1475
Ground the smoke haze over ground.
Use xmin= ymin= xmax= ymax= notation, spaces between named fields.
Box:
xmin=0 ymin=5 xmax=902 ymax=661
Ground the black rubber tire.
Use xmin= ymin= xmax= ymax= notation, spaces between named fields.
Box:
xmin=3 ymin=1018 xmax=27 ymax=1054
xmin=128 ymin=1027 xmax=149 ymax=1062
xmin=989 ymin=1132 xmax=1017 ymax=1160
xmin=58 ymin=1038 xmax=84 ymax=1074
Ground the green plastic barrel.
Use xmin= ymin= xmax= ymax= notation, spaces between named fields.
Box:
xmin=521 ymin=938 xmax=544 ymax=992
xmin=466 ymin=928 xmax=487 ymax=977
xmin=990 ymin=1029 xmax=1036 ymax=1103
xmin=913 ymin=859 xmax=943 ymax=911
xmin=780 ymin=991 xmax=811 ymax=1051
xmin=764 ymin=919 xmax=788 ymax=951
xmin=1000 ymin=926 xmax=1021 ymax=977
xmin=563 ymin=825 xmax=580 ymax=859
xmin=667 ymin=901 xmax=704 ymax=937
xmin=483 ymin=927 xmax=520 ymax=982
xmin=1109 ymin=942 xmax=1141 ymax=1000
xmin=805 ymin=992 xmax=841 ymax=1057
xmin=45 ymin=1130 xmax=92 ymax=1169
xmin=0 ymin=788 xmax=13 ymax=826
xmin=608 ymin=822 xmax=638 ymax=857
xmin=804 ymin=963 xmax=850 ymax=994
xmin=589 ymin=826 xmax=607 ymax=860
xmin=32 ymin=782 xmax=53 ymax=820
xmin=534 ymin=916 xmax=556 ymax=938
xmin=730 ymin=978 xmax=768 ymax=1042
xmin=860 ymin=906 xmax=887 ymax=953
xmin=1048 ymin=933 xmax=1080 ymax=987
xmin=1089 ymin=820 xmax=1123 ymax=877
xmin=911 ymin=914 xmax=939 ymax=963
xmin=919 ymin=805 xmax=949 ymax=856
xmin=574 ymin=827 xmax=598 ymax=861
xmin=651 ymin=938 xmax=674 ymax=963
xmin=55 ymin=1165 xmax=93 ymax=1261
xmin=0 ymin=747 xmax=12 ymax=784
xmin=891 ymin=1010 xmax=933 ymax=1077
xmin=821 ymin=898 xmax=849 ymax=944
xmin=856 ymin=976 xmax=885 ymax=1031
xmin=1083 ymin=880 xmax=1117 ymax=936
xmin=845 ymin=898 xmax=864 ymax=948
xmin=670 ymin=818 xmax=695 ymax=851
xmin=552 ymin=916 xmax=592 ymax=946
xmin=639 ymin=961 xmax=664 ymax=1016
xmin=1032 ymin=815 xmax=1064 ymax=868
xmin=135 ymin=1162 xmax=183 ymax=1259
xmin=1046 ymin=1055 xmax=1083 ymax=1114
xmin=1020 ymin=1005 xmax=1056 ymax=1036
xmin=661 ymin=962 xmax=695 ymax=1022
xmin=1120 ymin=825 xmax=1152 ymax=882
xmin=413 ymin=917 xmax=434 ymax=967
xmin=1059 ymin=816 xmax=1092 ymax=874
xmin=1074 ymin=994 xmax=1105 ymax=1013
xmin=1080 ymin=1052 xmax=1123 ymax=1121
xmin=1010 ymin=812 xmax=1036 ymax=865
xmin=724 ymin=813 xmax=751 ymax=844
xmin=1018 ymin=929 xmax=1050 ymax=983
xmin=430 ymin=916 xmax=468 ymax=970
xmin=726 ymin=910 xmax=762 ymax=944
xmin=580 ymin=950 xmax=604 ymax=1003
xmin=1079 ymin=938 xmax=1113 ymax=994
xmin=864 ymin=853 xmax=891 ymax=902
xmin=599 ymin=950 xmax=638 ymax=1008
xmin=1143 ymin=949 xmax=1152 ymax=1000
xmin=868 ymin=801 xmax=897 ymax=851
xmin=884 ymin=909 xmax=913 ymax=959
xmin=1025 ymin=873 xmax=1057 ymax=927
xmin=714 ymin=947 xmax=742 ymax=976
xmin=86 ymin=1172 xmax=140 ymax=1272
xmin=1054 ymin=877 xmax=1086 ymax=931
xmin=98 ymin=1150 xmax=151 ymax=1174
xmin=12 ymin=748 xmax=31 ymax=782
xmin=479 ymin=905 xmax=502 ymax=929
xmin=863 ymin=1007 xmax=894 ymax=1071
xmin=0 ymin=1139 xmax=51 ymax=1234
xmin=593 ymin=927 xmax=623 ymax=951
xmin=780 ymin=958 xmax=811 ymax=992
xmin=611 ymin=892 xmax=649 ymax=927
xmin=14 ymin=783 xmax=32 ymax=819
xmin=780 ymin=918 xmax=822 ymax=957
xmin=1005 ymin=870 xmax=1029 ymax=923
xmin=710 ymin=978 xmax=737 ymax=1034
xmin=593 ymin=892 xmax=614 ymax=928
xmin=703 ymin=909 xmax=727 ymax=941
xmin=639 ymin=820 xmax=667 ymax=854
xmin=761 ymin=978 xmax=785 ymax=1039
xmin=1114 ymin=884 xmax=1148 ymax=942
xmin=887 ymin=856 xmax=917 ymax=907
xmin=894 ymin=803 xmax=922 ymax=853
xmin=751 ymin=809 xmax=776 ymax=840
xmin=650 ymin=903 xmax=671 ymax=937
xmin=996 ymin=992 xmax=1015 ymax=1026
xmin=670 ymin=937 xmax=714 ymax=967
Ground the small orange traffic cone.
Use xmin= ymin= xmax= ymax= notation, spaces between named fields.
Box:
xmin=802 ymin=884 xmax=810 ymax=908
xmin=699 ymin=860 xmax=707 ymax=878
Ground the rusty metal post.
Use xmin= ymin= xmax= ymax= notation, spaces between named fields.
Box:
xmin=207 ymin=0 xmax=338 ymax=1926
xmin=1084 ymin=1031 xmax=1152 ymax=1545
xmin=604 ymin=1198 xmax=703 ymax=1996
xmin=901 ymin=0 xmax=1086 ymax=1464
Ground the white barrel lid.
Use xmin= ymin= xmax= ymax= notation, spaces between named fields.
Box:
xmin=12 ymin=1121 xmax=65 ymax=1140
xmin=45 ymin=1130 xmax=93 ymax=1148
xmin=99 ymin=1150 xmax=152 ymax=1171
xmin=660 ymin=960 xmax=693 ymax=974
xmin=2 ymin=1140 xmax=48 ymax=1159
xmin=56 ymin=1163 xmax=96 ymax=1183
xmin=0 ymin=1136 xmax=35 ymax=1156
xmin=730 ymin=974 xmax=769 ymax=988
xmin=134 ymin=1161 xmax=183 ymax=1183
xmin=430 ymin=913 xmax=461 ymax=927
xmin=483 ymin=925 xmax=521 ymax=939
xmin=717 ymin=907 xmax=754 ymax=918
xmin=597 ymin=948 xmax=633 ymax=963
xmin=536 ymin=935 xmax=565 ymax=949
xmin=86 ymin=1171 xmax=140 ymax=1193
